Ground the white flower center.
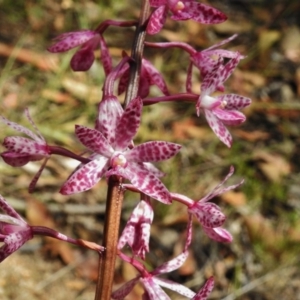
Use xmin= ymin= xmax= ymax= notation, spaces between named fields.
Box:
xmin=110 ymin=152 xmax=127 ymax=168
xmin=174 ymin=1 xmax=185 ymax=11
xmin=220 ymin=100 xmax=227 ymax=109
xmin=201 ymin=94 xmax=220 ymax=109
xmin=169 ymin=0 xmax=185 ymax=12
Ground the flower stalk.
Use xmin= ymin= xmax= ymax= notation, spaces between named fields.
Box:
xmin=95 ymin=1 xmax=151 ymax=299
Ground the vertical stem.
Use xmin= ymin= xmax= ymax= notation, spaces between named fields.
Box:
xmin=124 ymin=0 xmax=151 ymax=107
xmin=94 ymin=1 xmax=150 ymax=299
xmin=94 ymin=177 xmax=124 ymax=300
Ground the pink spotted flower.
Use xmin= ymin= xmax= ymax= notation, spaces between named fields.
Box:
xmin=48 ymin=30 xmax=111 ymax=72
xmin=0 ymin=194 xmax=33 ymax=262
xmin=187 ymin=34 xmax=245 ymax=93
xmin=118 ymin=197 xmax=154 ymax=260
xmin=0 ymin=109 xmax=50 ymax=167
xmin=188 ymin=166 xmax=243 ymax=243
xmin=147 ymin=0 xmax=227 ymax=35
xmin=0 ymin=109 xmax=52 ymax=192
xmin=197 ymin=53 xmax=251 ymax=147
xmin=112 ymin=250 xmax=214 ymax=300
xmin=60 ymin=96 xmax=181 ymax=204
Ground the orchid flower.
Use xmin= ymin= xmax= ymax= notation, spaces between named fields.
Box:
xmin=197 ymin=53 xmax=251 ymax=147
xmin=187 ymin=34 xmax=245 ymax=93
xmin=0 ymin=109 xmax=50 ymax=167
xmin=48 ymin=30 xmax=111 ymax=72
xmin=60 ymin=96 xmax=181 ymax=203
xmin=0 ymin=194 xmax=33 ymax=262
xmin=112 ymin=250 xmax=214 ymax=300
xmin=0 ymin=109 xmax=51 ymax=192
xmin=188 ymin=166 xmax=243 ymax=243
xmin=147 ymin=0 xmax=227 ymax=35
xmin=118 ymin=197 xmax=154 ymax=260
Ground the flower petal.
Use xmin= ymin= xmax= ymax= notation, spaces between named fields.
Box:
xmin=143 ymin=162 xmax=165 ymax=178
xmin=143 ymin=59 xmax=169 ymax=96
xmin=216 ymin=94 xmax=251 ymax=110
xmin=1 ymin=152 xmax=33 ymax=167
xmin=117 ymin=66 xmax=130 ymax=95
xmin=3 ymin=137 xmax=49 ymax=156
xmin=190 ymin=202 xmax=225 ymax=228
xmin=192 ymin=277 xmax=214 ymax=300
xmin=152 ymin=251 xmax=188 ymax=275
xmin=0 ymin=114 xmax=43 ymax=142
xmin=60 ymin=156 xmax=108 ymax=194
xmin=28 ymin=158 xmax=49 ymax=193
xmin=218 ymin=52 xmax=242 ymax=85
xmin=118 ymin=199 xmax=153 ymax=260
xmin=205 ymin=34 xmax=238 ymax=51
xmin=111 ymin=277 xmax=140 ymax=299
xmin=199 ymin=56 xmax=224 ymax=97
xmin=99 ymin=34 xmax=112 ymax=75
xmin=154 ymin=277 xmax=196 ymax=298
xmin=212 ymin=108 xmax=246 ymax=126
xmin=185 ymin=213 xmax=193 ymax=250
xmin=204 ymin=109 xmax=232 ymax=147
xmin=115 ymin=97 xmax=143 ymax=151
xmin=147 ymin=5 xmax=168 ymax=35
xmin=203 ymin=226 xmax=233 ymax=243
xmin=0 ymin=195 xmax=25 ymax=222
xmin=107 ymin=164 xmax=171 ymax=204
xmin=140 ymin=277 xmax=171 ymax=300
xmin=75 ymin=125 xmax=113 ymax=157
xmin=125 ymin=141 xmax=181 ymax=162
xmin=171 ymin=2 xmax=227 ymax=24
xmin=192 ymin=53 xmax=217 ymax=80
xmin=70 ymin=48 xmax=95 ymax=71
xmin=47 ymin=30 xmax=96 ymax=52
xmin=96 ymin=96 xmax=123 ymax=145
xmin=200 ymin=166 xmax=244 ymax=203
xmin=0 ymin=228 xmax=33 ymax=262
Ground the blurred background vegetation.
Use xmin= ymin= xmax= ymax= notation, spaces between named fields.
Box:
xmin=0 ymin=0 xmax=300 ymax=299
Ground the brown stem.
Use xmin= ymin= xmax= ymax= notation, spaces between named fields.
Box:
xmin=94 ymin=1 xmax=150 ymax=299
xmin=124 ymin=0 xmax=151 ymax=107
xmin=94 ymin=177 xmax=124 ymax=300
